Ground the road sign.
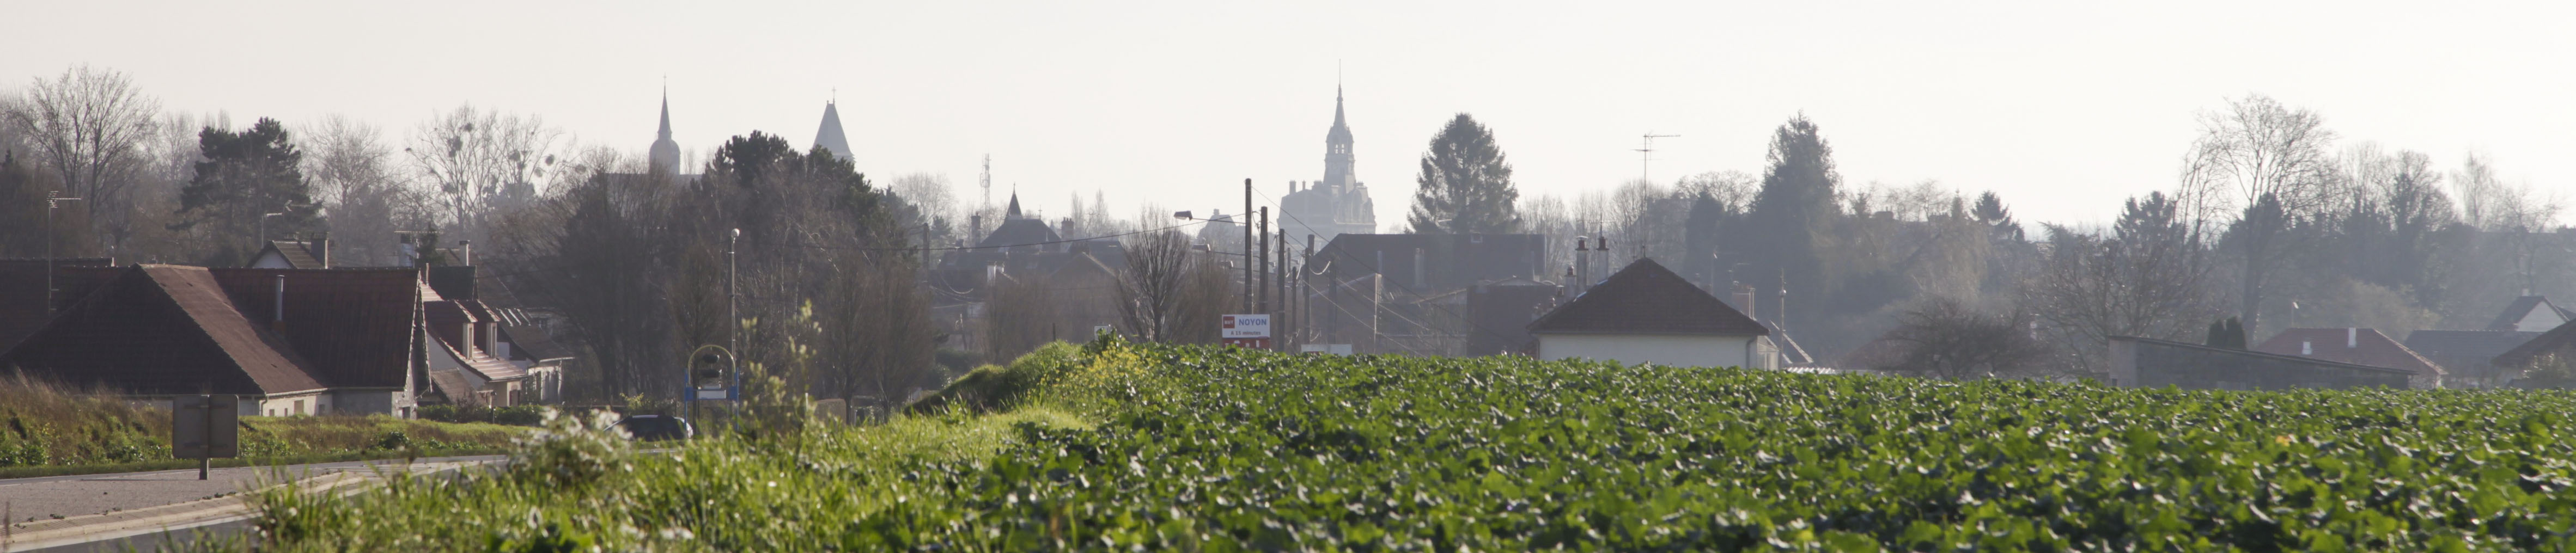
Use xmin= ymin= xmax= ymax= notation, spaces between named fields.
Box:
xmin=689 ymin=386 xmax=738 ymax=401
xmin=1221 ymin=314 xmax=1270 ymax=339
xmin=173 ymin=395 xmax=240 ymax=480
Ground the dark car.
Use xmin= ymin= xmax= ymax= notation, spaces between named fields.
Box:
xmin=617 ymin=415 xmax=694 ymax=441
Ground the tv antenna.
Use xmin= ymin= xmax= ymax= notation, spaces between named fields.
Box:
xmin=1634 ymin=132 xmax=1678 ymax=183
xmin=979 ymin=154 xmax=993 ymax=208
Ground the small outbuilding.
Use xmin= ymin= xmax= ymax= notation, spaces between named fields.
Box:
xmin=1526 ymin=258 xmax=1776 ymax=369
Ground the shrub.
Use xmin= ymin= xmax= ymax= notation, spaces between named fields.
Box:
xmin=417 ymin=404 xmax=551 ymax=426
xmin=905 ymin=341 xmax=1084 ymax=414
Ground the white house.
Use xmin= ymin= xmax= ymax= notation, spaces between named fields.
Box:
xmin=1527 ymin=257 xmax=1777 ymax=370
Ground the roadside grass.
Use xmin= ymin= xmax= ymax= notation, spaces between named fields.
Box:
xmin=243 ymin=404 xmax=1093 ymax=552
xmin=0 ymin=374 xmax=528 ymax=477
xmin=0 ymin=372 xmax=167 ymax=466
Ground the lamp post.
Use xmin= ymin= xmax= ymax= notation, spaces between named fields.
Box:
xmin=727 ymin=228 xmax=740 ymax=431
xmin=44 ymin=191 xmax=83 ymax=317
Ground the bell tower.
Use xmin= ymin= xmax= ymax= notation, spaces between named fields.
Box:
xmin=1321 ymin=86 xmax=1356 ymax=190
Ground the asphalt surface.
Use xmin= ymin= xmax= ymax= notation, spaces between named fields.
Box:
xmin=0 ymin=455 xmax=506 ymax=552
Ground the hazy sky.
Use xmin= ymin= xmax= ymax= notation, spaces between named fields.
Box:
xmin=8 ymin=1 xmax=2571 ymax=230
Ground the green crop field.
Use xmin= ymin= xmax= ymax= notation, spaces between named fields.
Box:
xmin=246 ymin=339 xmax=2576 ymax=551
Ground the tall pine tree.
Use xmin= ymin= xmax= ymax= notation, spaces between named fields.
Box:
xmin=172 ymin=117 xmax=320 ymax=266
xmin=1406 ymin=114 xmax=1519 ymax=234
xmin=1730 ymin=114 xmax=1839 ymax=326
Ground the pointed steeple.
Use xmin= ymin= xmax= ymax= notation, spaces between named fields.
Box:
xmin=1321 ymin=87 xmax=1356 ymax=189
xmin=1005 ymin=192 xmax=1023 ymax=220
xmin=648 ymin=85 xmax=682 ymax=175
xmin=657 ymin=89 xmax=672 ymax=139
xmin=813 ymin=101 xmax=854 ymax=162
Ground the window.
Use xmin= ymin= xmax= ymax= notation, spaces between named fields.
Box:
xmin=294 ymin=400 xmax=305 ymax=416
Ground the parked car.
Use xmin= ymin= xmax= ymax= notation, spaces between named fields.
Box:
xmin=616 ymin=415 xmax=694 ymax=441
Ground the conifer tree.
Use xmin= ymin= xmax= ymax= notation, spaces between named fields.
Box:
xmin=1406 ymin=114 xmax=1519 ymax=234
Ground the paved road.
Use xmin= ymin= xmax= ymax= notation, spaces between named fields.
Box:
xmin=0 ymin=455 xmax=504 ymax=552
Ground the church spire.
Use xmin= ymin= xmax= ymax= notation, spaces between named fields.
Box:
xmin=1322 ymin=86 xmax=1355 ymax=188
xmin=813 ymin=100 xmax=854 ymax=162
xmin=657 ymin=87 xmax=672 ymax=139
xmin=1005 ymin=192 xmax=1023 ymax=220
xmin=649 ymin=84 xmax=681 ymax=175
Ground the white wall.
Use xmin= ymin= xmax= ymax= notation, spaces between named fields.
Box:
xmin=2514 ymin=308 xmax=2565 ymax=333
xmin=1536 ymin=333 xmax=1774 ymax=370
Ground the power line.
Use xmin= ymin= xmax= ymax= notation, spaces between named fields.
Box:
xmin=1251 ymin=187 xmax=1547 ymax=352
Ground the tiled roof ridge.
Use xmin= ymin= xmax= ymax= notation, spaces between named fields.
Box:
xmin=138 ymin=266 xmax=332 ymax=392
xmin=2259 ymin=327 xmax=2447 ymax=376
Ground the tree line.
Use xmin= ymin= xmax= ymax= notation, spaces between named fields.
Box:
xmin=8 ymin=63 xmax=2567 ymax=387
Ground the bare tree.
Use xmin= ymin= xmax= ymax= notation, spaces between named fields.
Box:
xmin=1874 ymin=297 xmax=2049 ymax=380
xmin=2024 ymin=193 xmax=2218 ymax=375
xmin=5 ymin=65 xmax=161 ymax=250
xmin=982 ymin=274 xmax=1060 ymax=360
xmin=303 ymin=115 xmax=427 ymax=266
xmin=2452 ymin=153 xmax=2505 ymax=230
xmin=2184 ymin=95 xmax=2337 ymax=335
xmin=1116 ymin=230 xmax=1196 ymax=341
xmin=406 ymin=105 xmax=567 ymax=243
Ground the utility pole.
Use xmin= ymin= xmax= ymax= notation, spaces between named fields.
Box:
xmin=44 ymin=191 xmax=83 ymax=317
xmin=1243 ymin=179 xmax=1253 ymax=312
xmin=1258 ymin=207 xmax=1270 ymax=315
xmin=1634 ymin=132 xmax=1679 ymax=183
xmin=727 ymin=228 xmax=740 ymax=426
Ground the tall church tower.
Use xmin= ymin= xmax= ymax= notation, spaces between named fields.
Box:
xmin=1280 ymin=86 xmax=1378 ymax=243
xmin=813 ymin=101 xmax=854 ymax=162
xmin=648 ymin=88 xmax=681 ymax=174
xmin=1321 ymin=86 xmax=1356 ymax=189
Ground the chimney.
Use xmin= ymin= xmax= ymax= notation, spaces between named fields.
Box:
xmin=2347 ymin=328 xmax=2358 ymax=348
xmin=313 ymin=237 xmax=331 ymax=268
xmin=271 ymin=275 xmax=287 ymax=333
xmin=1733 ymin=283 xmax=1758 ymax=321
xmin=2301 ymin=341 xmax=2313 ymax=355
xmin=1412 ymin=248 xmax=1425 ymax=289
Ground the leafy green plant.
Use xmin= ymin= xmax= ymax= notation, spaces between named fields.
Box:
xmin=243 ymin=342 xmax=2576 ymax=551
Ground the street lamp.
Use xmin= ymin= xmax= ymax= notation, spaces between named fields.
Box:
xmin=44 ymin=191 xmax=83 ymax=317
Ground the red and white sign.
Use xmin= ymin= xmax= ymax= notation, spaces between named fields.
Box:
xmin=1221 ymin=314 xmax=1270 ymax=339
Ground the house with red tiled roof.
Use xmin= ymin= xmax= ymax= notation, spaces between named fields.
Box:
xmin=0 ymin=265 xmax=426 ymax=416
xmin=1527 ymin=258 xmax=1777 ymax=369
xmin=0 ymin=262 xmax=566 ymax=416
xmin=2252 ymin=328 xmax=2446 ymax=389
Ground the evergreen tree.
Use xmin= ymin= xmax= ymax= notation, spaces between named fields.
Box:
xmin=1406 ymin=114 xmax=1519 ymax=234
xmin=1732 ymin=114 xmax=1840 ymax=323
xmin=172 ymin=117 xmax=320 ymax=266
xmin=1971 ymin=191 xmax=2024 ymax=241
xmin=1683 ymin=192 xmax=1729 ymax=284
xmin=2204 ymin=317 xmax=2247 ymax=349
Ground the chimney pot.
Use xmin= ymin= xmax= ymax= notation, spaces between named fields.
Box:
xmin=2347 ymin=327 xmax=2358 ymax=348
xmin=271 ymin=275 xmax=286 ymax=333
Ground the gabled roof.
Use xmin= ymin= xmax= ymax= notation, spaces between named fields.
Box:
xmin=250 ymin=240 xmax=326 ymax=269
xmin=0 ymin=265 xmax=326 ymax=395
xmin=2403 ymin=330 xmax=2544 ymax=362
xmin=205 ymin=268 xmax=423 ymax=389
xmin=1527 ymin=257 xmax=1768 ymax=336
xmin=2252 ymin=328 xmax=2446 ymax=377
xmin=2488 ymin=296 xmax=2570 ymax=331
xmin=1046 ymin=251 xmax=1118 ymax=283
xmin=978 ymin=218 xmax=1062 ymax=249
xmin=0 ymin=257 xmax=115 ymax=349
xmin=2495 ymin=319 xmax=2576 ymax=367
